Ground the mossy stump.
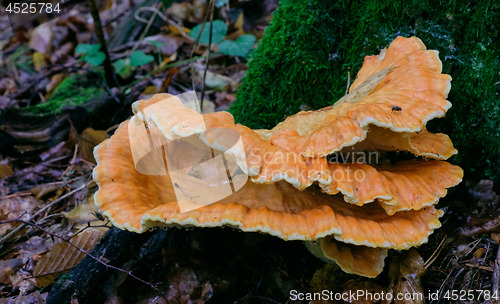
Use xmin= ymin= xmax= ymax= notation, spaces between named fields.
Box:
xmin=0 ymin=74 xmax=112 ymax=155
xmin=230 ymin=0 xmax=500 ymax=183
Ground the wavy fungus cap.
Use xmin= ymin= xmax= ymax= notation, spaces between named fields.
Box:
xmin=306 ymin=238 xmax=388 ymax=278
xmin=93 ymin=36 xmax=463 ymax=277
xmin=93 ymin=121 xmax=443 ymax=248
xmin=124 ymin=95 xmax=462 ymax=215
xmin=269 ymin=36 xmax=452 ymax=158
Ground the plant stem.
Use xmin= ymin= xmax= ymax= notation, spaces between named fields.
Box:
xmin=200 ymin=0 xmax=215 ymax=113
xmin=87 ymin=0 xmax=117 ymax=87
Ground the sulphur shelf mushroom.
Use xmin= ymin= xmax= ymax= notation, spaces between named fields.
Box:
xmin=93 ymin=37 xmax=463 ymax=278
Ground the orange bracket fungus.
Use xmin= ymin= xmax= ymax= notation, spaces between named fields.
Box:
xmin=93 ymin=37 xmax=463 ymax=278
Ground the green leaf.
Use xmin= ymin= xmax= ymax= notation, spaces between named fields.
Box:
xmin=76 ymin=43 xmax=101 ymax=55
xmin=215 ymin=0 xmax=229 ymax=8
xmin=113 ymin=59 xmax=134 ymax=78
xmin=218 ymin=34 xmax=256 ymax=58
xmin=130 ymin=50 xmax=154 ymax=67
xmin=161 ymin=0 xmax=173 ymax=9
xmin=83 ymin=51 xmax=106 ymax=66
xmin=147 ymin=41 xmax=163 ymax=49
xmin=189 ymin=20 xmax=228 ymax=45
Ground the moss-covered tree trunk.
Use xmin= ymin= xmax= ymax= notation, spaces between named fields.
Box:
xmin=230 ymin=0 xmax=499 ymax=182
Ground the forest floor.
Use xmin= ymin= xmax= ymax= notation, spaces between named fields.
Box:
xmin=0 ymin=1 xmax=499 ymax=303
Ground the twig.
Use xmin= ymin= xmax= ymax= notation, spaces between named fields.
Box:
xmin=131 ymin=3 xmax=161 ymax=55
xmin=72 ymin=221 xmax=112 ymax=238
xmin=344 ymin=67 xmax=350 ymax=96
xmin=464 ymin=263 xmax=493 ymax=272
xmin=134 ymin=6 xmax=194 ymax=41
xmin=62 ymin=143 xmax=79 ymax=177
xmin=0 ymin=192 xmax=32 ymax=200
xmin=493 ymin=244 xmax=500 ymax=294
xmin=86 ymin=0 xmax=117 ymax=87
xmin=190 ymin=2 xmax=212 ymax=92
xmin=0 ymin=218 xmax=164 ymax=297
xmin=127 ymin=52 xmax=222 ymax=90
xmin=200 ymin=0 xmax=215 ymax=113
xmin=425 ymin=235 xmax=447 ymax=269
xmin=0 ymin=184 xmax=86 ymax=245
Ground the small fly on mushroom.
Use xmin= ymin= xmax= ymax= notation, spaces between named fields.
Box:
xmin=391 ymin=105 xmax=402 ymax=112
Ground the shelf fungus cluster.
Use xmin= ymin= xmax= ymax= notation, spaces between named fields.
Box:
xmin=93 ymin=37 xmax=463 ymax=278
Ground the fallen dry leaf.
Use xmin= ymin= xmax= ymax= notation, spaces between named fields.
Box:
xmin=33 ymin=228 xmax=105 ymax=287
xmin=342 ymin=279 xmax=391 ymax=304
xmin=0 ymin=196 xmax=39 ymax=235
xmin=164 ymin=265 xmax=213 ymax=303
xmin=29 ymin=22 xmax=54 ymax=54
xmin=63 ymin=200 xmax=107 ymax=230
xmin=473 ymin=247 xmax=486 ymax=259
xmin=142 ymin=34 xmax=183 ymax=56
xmin=32 ymin=51 xmax=46 ymax=72
xmin=45 ymin=73 xmax=65 ymax=96
xmin=78 ymin=128 xmax=109 ymax=164
xmin=0 ymin=258 xmax=26 ymax=285
xmin=388 ymin=249 xmax=425 ymax=304
xmin=0 ymin=291 xmax=47 ymax=303
xmin=492 ymin=233 xmax=500 ymax=244
xmin=310 ymin=263 xmax=341 ymax=293
xmin=0 ymin=163 xmax=13 ymax=179
xmin=30 ymin=183 xmax=59 ymax=200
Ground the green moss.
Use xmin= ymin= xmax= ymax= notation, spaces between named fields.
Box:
xmin=231 ymin=0 xmax=500 ymax=182
xmin=28 ymin=74 xmax=103 ymax=115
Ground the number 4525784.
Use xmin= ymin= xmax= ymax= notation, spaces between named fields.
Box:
xmin=5 ymin=3 xmax=61 ymax=14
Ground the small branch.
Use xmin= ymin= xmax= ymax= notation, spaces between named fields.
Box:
xmin=0 ymin=218 xmax=165 ymax=298
xmin=86 ymin=0 xmax=117 ymax=87
xmin=134 ymin=6 xmax=194 ymax=42
xmin=344 ymin=67 xmax=350 ymax=96
xmin=0 ymin=184 xmax=86 ymax=245
xmin=190 ymin=2 xmax=212 ymax=92
xmin=200 ymin=0 xmax=215 ymax=113
xmin=131 ymin=3 xmax=161 ymax=55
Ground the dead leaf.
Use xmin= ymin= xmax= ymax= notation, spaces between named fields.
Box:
xmin=78 ymin=128 xmax=109 ymax=164
xmin=0 ymin=258 xmax=26 ymax=285
xmin=33 ymin=229 xmax=105 ymax=287
xmin=462 ymin=215 xmax=500 ymax=236
xmin=0 ymin=196 xmax=39 ymax=235
xmin=142 ymin=34 xmax=183 ymax=56
xmin=492 ymin=233 xmax=500 ymax=244
xmin=32 ymin=52 xmax=46 ymax=72
xmin=202 ymin=71 xmax=233 ymax=90
xmin=473 ymin=247 xmax=486 ymax=258
xmin=0 ymin=164 xmax=13 ymax=179
xmin=142 ymin=86 xmax=159 ymax=95
xmin=234 ymin=11 xmax=244 ymax=31
xmin=168 ymin=3 xmax=191 ymax=23
xmin=63 ymin=200 xmax=107 ymax=230
xmin=0 ymin=291 xmax=47 ymax=303
xmin=214 ymin=92 xmax=236 ymax=111
xmin=310 ymin=263 xmax=340 ymax=293
xmin=388 ymin=249 xmax=425 ymax=304
xmin=165 ymin=265 xmax=213 ymax=303
xmin=29 ymin=22 xmax=54 ymax=54
xmin=342 ymin=279 xmax=391 ymax=304
xmin=30 ymin=184 xmax=59 ymax=200
xmin=45 ymin=73 xmax=65 ymax=96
